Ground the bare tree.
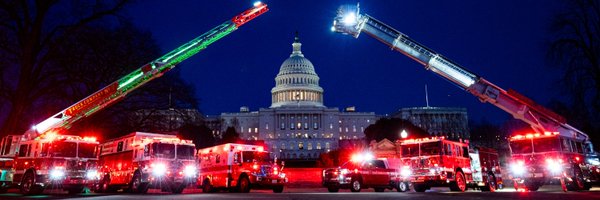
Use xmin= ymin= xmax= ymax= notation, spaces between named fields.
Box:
xmin=547 ymin=0 xmax=600 ymax=145
xmin=0 ymin=0 xmax=130 ymax=136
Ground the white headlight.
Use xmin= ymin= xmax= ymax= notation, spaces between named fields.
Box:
xmin=152 ymin=163 xmax=167 ymax=176
xmin=50 ymin=168 xmax=65 ymax=180
xmin=546 ymin=159 xmax=562 ymax=173
xmin=511 ymin=162 xmax=525 ymax=176
xmin=401 ymin=166 xmax=412 ymax=177
xmin=86 ymin=170 xmax=99 ymax=179
xmin=183 ymin=165 xmax=197 ymax=177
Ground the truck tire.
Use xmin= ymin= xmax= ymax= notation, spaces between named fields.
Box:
xmin=524 ymin=181 xmax=540 ymax=191
xmin=413 ymin=183 xmax=427 ymax=192
xmin=327 ymin=185 xmax=339 ymax=192
xmin=130 ymin=172 xmax=148 ymax=194
xmin=374 ymin=187 xmax=385 ymax=192
xmin=95 ymin=176 xmax=111 ymax=193
xmin=449 ymin=171 xmax=467 ymax=192
xmin=202 ymin=179 xmax=213 ymax=193
xmin=566 ymin=166 xmax=586 ymax=191
xmin=272 ymin=185 xmax=284 ymax=193
xmin=480 ymin=173 xmax=496 ymax=192
xmin=396 ymin=181 xmax=409 ymax=192
xmin=20 ymin=171 xmax=43 ymax=195
xmin=238 ymin=175 xmax=251 ymax=193
xmin=350 ymin=178 xmax=362 ymax=192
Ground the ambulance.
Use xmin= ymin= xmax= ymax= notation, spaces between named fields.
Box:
xmin=198 ymin=143 xmax=287 ymax=193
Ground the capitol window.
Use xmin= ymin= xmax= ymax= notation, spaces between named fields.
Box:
xmin=325 ymin=142 xmax=330 ymax=150
xmin=307 ymin=143 xmax=313 ymax=150
xmin=316 ymin=143 xmax=322 ymax=150
xmin=304 ymin=123 xmax=308 ymax=130
xmin=313 ymin=122 xmax=318 ymax=130
xmin=280 ymin=123 xmax=285 ymax=130
xmin=298 ymin=142 xmax=304 ymax=150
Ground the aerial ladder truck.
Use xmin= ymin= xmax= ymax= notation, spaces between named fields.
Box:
xmin=331 ymin=3 xmax=599 ymax=192
xmin=0 ymin=2 xmax=268 ymax=195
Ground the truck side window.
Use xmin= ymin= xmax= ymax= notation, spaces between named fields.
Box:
xmin=144 ymin=144 xmax=150 ymax=157
xmin=462 ymin=146 xmax=469 ymax=158
xmin=18 ymin=144 xmax=28 ymax=157
xmin=117 ymin=141 xmax=124 ymax=152
xmin=215 ymin=154 xmax=221 ymax=163
xmin=373 ymin=160 xmax=386 ymax=169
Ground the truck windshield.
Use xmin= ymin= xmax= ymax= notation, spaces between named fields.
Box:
xmin=51 ymin=141 xmax=77 ymax=157
xmin=533 ymin=137 xmax=560 ymax=152
xmin=151 ymin=143 xmax=175 ymax=159
xmin=510 ymin=140 xmax=532 ymax=154
xmin=242 ymin=151 xmax=270 ymax=163
xmin=401 ymin=144 xmax=419 ymax=157
xmin=420 ymin=141 xmax=441 ymax=156
xmin=78 ymin=143 xmax=97 ymax=158
xmin=176 ymin=145 xmax=195 ymax=160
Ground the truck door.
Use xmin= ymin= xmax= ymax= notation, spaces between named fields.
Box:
xmin=372 ymin=160 xmax=389 ymax=186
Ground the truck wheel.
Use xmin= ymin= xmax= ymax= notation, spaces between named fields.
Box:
xmin=413 ymin=183 xmax=427 ymax=192
xmin=272 ymin=185 xmax=284 ymax=193
xmin=449 ymin=171 xmax=466 ymax=192
xmin=130 ymin=172 xmax=148 ymax=194
xmin=524 ymin=181 xmax=540 ymax=191
xmin=480 ymin=174 xmax=496 ymax=192
xmin=238 ymin=175 xmax=251 ymax=193
xmin=397 ymin=181 xmax=409 ymax=192
xmin=350 ymin=178 xmax=362 ymax=192
xmin=566 ymin=166 xmax=586 ymax=191
xmin=95 ymin=176 xmax=110 ymax=193
xmin=20 ymin=171 xmax=43 ymax=195
xmin=327 ymin=185 xmax=339 ymax=192
xmin=374 ymin=187 xmax=385 ymax=192
xmin=202 ymin=179 xmax=213 ymax=193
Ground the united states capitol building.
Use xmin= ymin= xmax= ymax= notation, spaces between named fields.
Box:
xmin=219 ymin=35 xmax=378 ymax=160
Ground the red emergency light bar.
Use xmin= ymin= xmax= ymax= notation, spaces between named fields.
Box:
xmin=400 ymin=136 xmax=446 ymax=144
xmin=510 ymin=132 xmax=559 ymax=141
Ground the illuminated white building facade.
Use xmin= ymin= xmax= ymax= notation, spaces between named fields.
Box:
xmin=221 ymin=35 xmax=377 ymax=160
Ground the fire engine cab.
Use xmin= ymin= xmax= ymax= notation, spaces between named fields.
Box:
xmin=0 ymin=132 xmax=100 ymax=195
xmin=509 ymin=132 xmax=597 ymax=191
xmin=399 ymin=136 xmax=501 ymax=192
xmin=96 ymin=132 xmax=197 ymax=194
xmin=198 ymin=143 xmax=287 ymax=193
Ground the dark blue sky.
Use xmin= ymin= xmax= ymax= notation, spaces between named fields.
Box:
xmin=126 ymin=0 xmax=565 ymax=125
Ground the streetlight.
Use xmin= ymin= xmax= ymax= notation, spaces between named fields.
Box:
xmin=400 ymin=129 xmax=408 ymax=139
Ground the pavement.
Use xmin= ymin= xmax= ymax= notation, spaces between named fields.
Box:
xmin=1 ymin=185 xmax=599 ymax=199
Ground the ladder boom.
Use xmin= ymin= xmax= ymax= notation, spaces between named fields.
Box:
xmin=29 ymin=3 xmax=269 ymax=138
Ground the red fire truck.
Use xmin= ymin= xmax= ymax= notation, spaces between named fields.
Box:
xmin=398 ymin=136 xmax=502 ymax=192
xmin=0 ymin=132 xmax=100 ymax=195
xmin=331 ymin=3 xmax=599 ymax=192
xmin=198 ymin=143 xmax=287 ymax=193
xmin=95 ymin=132 xmax=197 ymax=193
xmin=508 ymin=132 xmax=597 ymax=191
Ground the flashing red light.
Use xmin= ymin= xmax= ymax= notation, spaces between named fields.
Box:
xmin=273 ymin=166 xmax=278 ymax=175
xmin=575 ymin=157 xmax=580 ymax=161
xmin=237 ymin=145 xmax=243 ymax=151
xmin=253 ymin=164 xmax=259 ymax=170
xmin=544 ymin=132 xmax=552 ymax=136
xmin=525 ymin=134 xmax=534 ymax=139
xmin=258 ymin=146 xmax=264 ymax=152
xmin=224 ymin=144 xmax=230 ymax=151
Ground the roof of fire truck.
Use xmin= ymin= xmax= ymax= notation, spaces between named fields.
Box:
xmin=33 ymin=131 xmax=98 ymax=144
xmin=103 ymin=132 xmax=193 ymax=146
xmin=199 ymin=143 xmax=265 ymax=154
xmin=509 ymin=131 xmax=562 ymax=142
xmin=398 ymin=136 xmax=468 ymax=146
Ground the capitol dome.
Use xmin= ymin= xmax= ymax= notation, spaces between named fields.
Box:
xmin=271 ymin=33 xmax=324 ymax=108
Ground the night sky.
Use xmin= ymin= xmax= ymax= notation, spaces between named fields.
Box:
xmin=126 ymin=0 xmax=565 ymax=125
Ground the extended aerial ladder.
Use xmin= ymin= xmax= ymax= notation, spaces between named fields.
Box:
xmin=25 ymin=2 xmax=269 ymax=139
xmin=330 ymin=4 xmax=593 ymax=153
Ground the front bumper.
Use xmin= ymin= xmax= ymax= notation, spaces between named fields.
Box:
xmin=251 ymin=175 xmax=287 ymax=188
xmin=322 ymin=174 xmax=352 ymax=188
